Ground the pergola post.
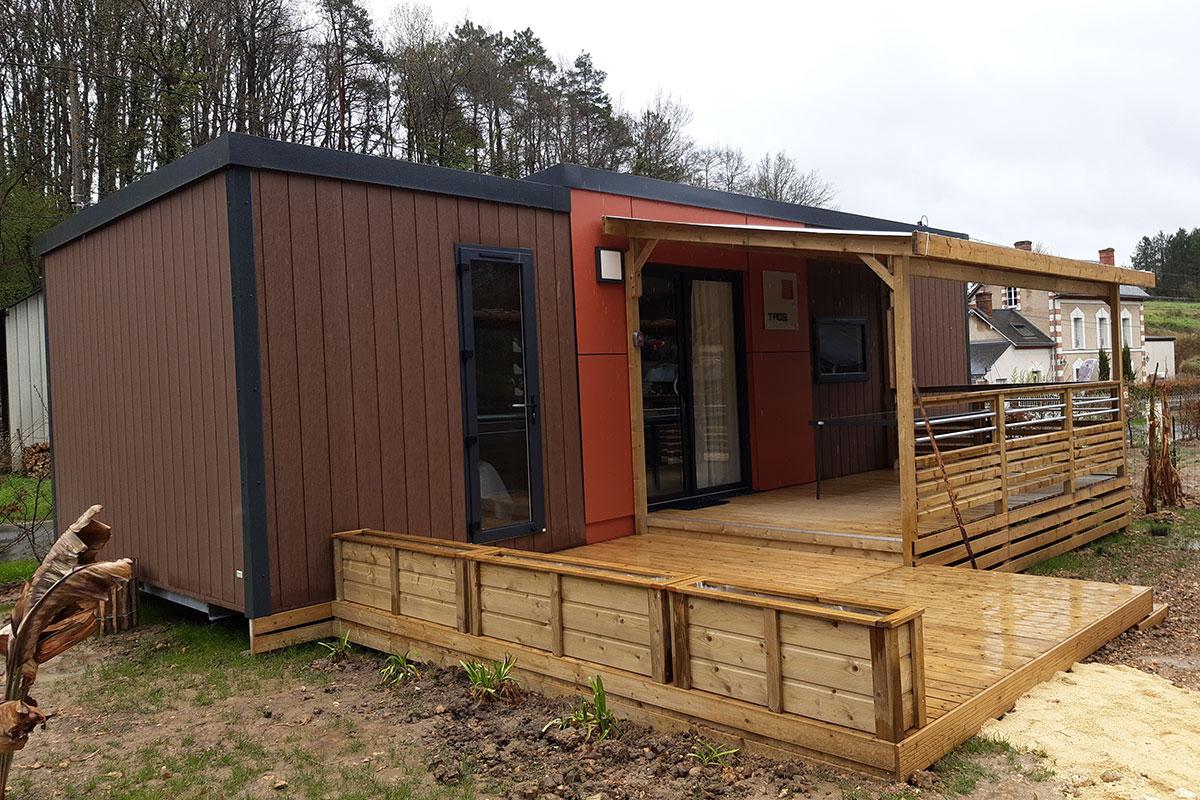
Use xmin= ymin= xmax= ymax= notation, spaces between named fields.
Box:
xmin=1109 ymin=283 xmax=1126 ymax=479
xmin=892 ymin=255 xmax=918 ymax=565
xmin=626 ymin=238 xmax=658 ymax=536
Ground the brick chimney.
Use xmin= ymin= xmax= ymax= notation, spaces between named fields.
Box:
xmin=975 ymin=288 xmax=993 ymax=316
xmin=1014 ymin=240 xmax=1033 ymax=251
xmin=1099 ymin=247 xmax=1115 ymax=266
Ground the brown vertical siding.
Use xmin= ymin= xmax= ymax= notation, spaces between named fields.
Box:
xmin=809 ymin=264 xmax=968 ymax=479
xmin=808 ymin=261 xmax=891 ymax=479
xmin=254 ymin=171 xmax=585 ymax=612
xmin=46 ymin=173 xmax=245 ymax=610
xmin=912 ymin=276 xmax=968 ymax=388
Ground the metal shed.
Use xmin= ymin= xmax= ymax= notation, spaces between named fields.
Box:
xmin=3 ymin=290 xmax=49 ymax=468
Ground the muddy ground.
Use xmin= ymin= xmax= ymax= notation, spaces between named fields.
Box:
xmin=6 ymin=475 xmax=1200 ymax=799
xmin=4 ymin=606 xmax=1058 ymax=800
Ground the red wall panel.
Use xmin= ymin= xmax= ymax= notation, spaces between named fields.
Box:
xmin=569 ymin=189 xmax=818 ymax=542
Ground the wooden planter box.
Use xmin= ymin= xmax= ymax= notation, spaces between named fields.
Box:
xmin=667 ymin=579 xmax=926 ymax=740
xmin=466 ymin=549 xmax=691 ymax=682
xmin=333 ymin=530 xmax=494 ymax=632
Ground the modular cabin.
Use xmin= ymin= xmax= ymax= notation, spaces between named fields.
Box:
xmin=37 ymin=134 xmax=1158 ymax=778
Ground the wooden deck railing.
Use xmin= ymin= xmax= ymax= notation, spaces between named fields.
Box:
xmin=910 ymin=382 xmax=1130 ymax=568
xmin=332 ymin=529 xmax=927 ymax=742
xmin=668 ymin=578 xmax=925 ymax=741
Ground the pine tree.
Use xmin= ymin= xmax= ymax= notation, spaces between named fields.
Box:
xmin=1098 ymin=348 xmax=1111 ymax=381
xmin=1122 ymin=344 xmax=1135 ymax=382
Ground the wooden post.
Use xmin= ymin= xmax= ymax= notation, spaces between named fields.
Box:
xmin=454 ymin=558 xmax=470 ymax=633
xmin=763 ymin=608 xmax=783 ymax=713
xmin=669 ymin=592 xmax=692 ymax=689
xmin=390 ymin=546 xmax=402 ymax=615
xmin=648 ymin=588 xmax=670 ymax=684
xmin=869 ymin=625 xmax=905 ymax=742
xmin=1109 ymin=283 xmax=1123 ymax=384
xmin=549 ymin=573 xmax=564 ymax=657
xmin=467 ymin=559 xmax=483 ymax=637
xmin=892 ymin=256 xmax=918 ymax=566
xmin=1109 ymin=283 xmax=1127 ymax=479
xmin=910 ymin=616 xmax=927 ymax=729
xmin=333 ymin=538 xmax=344 ymax=602
xmin=1064 ymin=386 xmax=1077 ymax=494
xmin=626 ymin=240 xmax=648 ymax=536
xmin=995 ymin=392 xmax=1009 ymax=516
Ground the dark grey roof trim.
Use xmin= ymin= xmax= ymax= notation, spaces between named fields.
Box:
xmin=2 ymin=287 xmax=43 ymax=312
xmin=526 ymin=163 xmax=967 ymax=238
xmin=38 ymin=133 xmax=571 ymax=255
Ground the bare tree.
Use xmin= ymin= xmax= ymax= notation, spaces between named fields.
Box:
xmin=744 ymin=150 xmax=837 ymax=208
xmin=630 ymin=91 xmax=695 ymax=182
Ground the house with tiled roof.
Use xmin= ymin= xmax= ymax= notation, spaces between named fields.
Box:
xmin=968 ymin=242 xmax=1162 ymax=382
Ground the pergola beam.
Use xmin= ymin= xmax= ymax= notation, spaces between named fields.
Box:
xmin=603 ymin=216 xmax=912 ymax=258
xmin=908 ymin=257 xmax=1110 ymax=297
xmin=912 ymin=233 xmax=1156 ymax=289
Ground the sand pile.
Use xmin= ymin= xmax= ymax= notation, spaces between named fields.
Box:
xmin=982 ymin=662 xmax=1200 ymax=800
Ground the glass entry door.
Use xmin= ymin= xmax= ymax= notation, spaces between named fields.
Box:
xmin=457 ymin=245 xmax=543 ymax=542
xmin=641 ymin=269 xmax=746 ymax=505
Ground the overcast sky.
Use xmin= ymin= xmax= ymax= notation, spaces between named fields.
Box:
xmin=364 ymin=0 xmax=1198 ymax=264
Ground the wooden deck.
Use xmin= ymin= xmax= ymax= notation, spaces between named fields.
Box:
xmin=330 ymin=528 xmax=1152 ymax=779
xmin=570 ymin=534 xmax=1152 ymax=776
xmin=649 ymin=468 xmax=1124 ymax=566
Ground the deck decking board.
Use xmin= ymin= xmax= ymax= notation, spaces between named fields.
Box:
xmin=568 ymin=532 xmax=1150 ymax=773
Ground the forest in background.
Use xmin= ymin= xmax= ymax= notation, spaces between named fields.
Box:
xmin=0 ymin=0 xmax=838 ymax=307
xmin=1132 ymin=229 xmax=1200 ymax=299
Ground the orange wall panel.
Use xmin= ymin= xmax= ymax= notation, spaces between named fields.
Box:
xmin=577 ymin=353 xmax=635 ymax=526
xmin=570 ymin=190 xmax=633 ymax=355
xmin=569 ymin=188 xmax=820 ymax=544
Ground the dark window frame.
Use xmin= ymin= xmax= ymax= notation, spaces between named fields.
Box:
xmin=812 ymin=316 xmax=869 ymax=383
xmin=456 ymin=243 xmax=545 ymax=544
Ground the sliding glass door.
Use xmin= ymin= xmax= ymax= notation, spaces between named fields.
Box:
xmin=641 ymin=269 xmax=747 ymax=506
xmin=457 ymin=245 xmax=543 ymax=542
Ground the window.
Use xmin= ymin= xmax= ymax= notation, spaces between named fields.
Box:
xmin=1121 ymin=309 xmax=1133 ymax=348
xmin=1071 ymin=309 xmax=1085 ymax=349
xmin=1009 ymin=321 xmax=1036 ymax=340
xmin=456 ymin=244 xmax=544 ymax=543
xmin=1096 ymin=310 xmax=1110 ymax=350
xmin=1003 ymin=287 xmax=1019 ymax=308
xmin=813 ymin=318 xmax=868 ymax=382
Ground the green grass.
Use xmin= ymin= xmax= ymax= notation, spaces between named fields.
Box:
xmin=931 ymin=736 xmax=1055 ymax=794
xmin=0 ymin=557 xmax=38 ymax=586
xmin=1026 ymin=510 xmax=1200 ymax=582
xmin=1145 ymin=299 xmax=1200 ymax=375
xmin=0 ymin=473 xmax=53 ymax=521
xmin=78 ymin=596 xmax=331 ymax=713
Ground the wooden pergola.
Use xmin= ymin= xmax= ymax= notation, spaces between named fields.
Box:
xmin=605 ymin=216 xmax=1157 ymax=550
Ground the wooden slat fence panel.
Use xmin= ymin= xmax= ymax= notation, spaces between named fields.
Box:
xmin=912 ymin=382 xmax=1129 ymax=569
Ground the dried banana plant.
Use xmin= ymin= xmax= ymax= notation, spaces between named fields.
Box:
xmin=1144 ymin=377 xmax=1184 ymax=512
xmin=0 ymin=506 xmax=131 ymax=799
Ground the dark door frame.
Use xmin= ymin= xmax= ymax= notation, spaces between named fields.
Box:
xmin=642 ymin=264 xmax=752 ymax=510
xmin=455 ymin=243 xmax=545 ymax=544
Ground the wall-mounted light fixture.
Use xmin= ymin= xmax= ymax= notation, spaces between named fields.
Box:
xmin=595 ymin=247 xmax=624 ymax=283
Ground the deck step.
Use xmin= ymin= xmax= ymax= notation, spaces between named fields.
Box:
xmin=645 ymin=518 xmax=903 ymax=562
xmin=1136 ymin=602 xmax=1169 ymax=632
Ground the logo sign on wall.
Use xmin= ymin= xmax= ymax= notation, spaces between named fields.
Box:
xmin=763 ymin=270 xmax=799 ymax=330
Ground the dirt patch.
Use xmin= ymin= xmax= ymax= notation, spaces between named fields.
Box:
xmin=982 ymin=663 xmax=1200 ymax=800
xmin=5 ymin=614 xmax=1064 ymax=800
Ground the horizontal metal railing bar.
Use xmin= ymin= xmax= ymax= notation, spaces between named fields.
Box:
xmin=915 ymin=424 xmax=997 ymax=443
xmin=1072 ymin=408 xmax=1120 ymax=420
xmin=1005 ymin=416 xmax=1066 ymax=429
xmin=913 ymin=410 xmax=996 ymax=427
xmin=1004 ymin=402 xmax=1066 ymax=415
